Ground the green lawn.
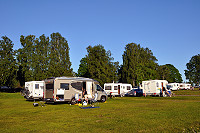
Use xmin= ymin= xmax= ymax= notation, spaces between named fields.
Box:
xmin=0 ymin=92 xmax=200 ymax=133
xmin=172 ymin=88 xmax=200 ymax=96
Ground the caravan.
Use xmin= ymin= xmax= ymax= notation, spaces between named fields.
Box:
xmin=167 ymin=83 xmax=180 ymax=91
xmin=44 ymin=77 xmax=107 ymax=104
xmin=104 ymin=83 xmax=132 ymax=97
xmin=24 ymin=81 xmax=44 ymax=100
xmin=140 ymin=80 xmax=170 ymax=97
xmin=179 ymin=83 xmax=191 ymax=90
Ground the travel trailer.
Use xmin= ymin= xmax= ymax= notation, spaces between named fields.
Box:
xmin=179 ymin=83 xmax=191 ymax=90
xmin=44 ymin=77 xmax=107 ymax=104
xmin=167 ymin=83 xmax=180 ymax=91
xmin=24 ymin=81 xmax=44 ymax=100
xmin=140 ymin=80 xmax=170 ymax=97
xmin=104 ymin=83 xmax=132 ymax=97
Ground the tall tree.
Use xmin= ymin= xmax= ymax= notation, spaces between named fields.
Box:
xmin=17 ymin=35 xmax=36 ymax=82
xmin=0 ymin=36 xmax=17 ymax=87
xmin=120 ymin=43 xmax=158 ymax=86
xmin=158 ymin=64 xmax=182 ymax=83
xmin=48 ymin=32 xmax=73 ymax=77
xmin=77 ymin=57 xmax=89 ymax=77
xmin=185 ymin=54 xmax=200 ymax=85
xmin=78 ymin=45 xmax=119 ymax=86
xmin=34 ymin=34 xmax=50 ymax=81
xmin=17 ymin=33 xmax=73 ymax=86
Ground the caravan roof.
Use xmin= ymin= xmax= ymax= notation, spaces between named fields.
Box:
xmin=45 ymin=77 xmax=99 ymax=83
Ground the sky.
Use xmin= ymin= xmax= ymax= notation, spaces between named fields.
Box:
xmin=0 ymin=0 xmax=200 ymax=81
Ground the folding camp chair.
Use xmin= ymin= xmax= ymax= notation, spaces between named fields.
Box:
xmin=74 ymin=93 xmax=79 ymax=103
xmin=91 ymin=93 xmax=98 ymax=104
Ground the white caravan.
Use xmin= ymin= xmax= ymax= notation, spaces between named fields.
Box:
xmin=140 ymin=80 xmax=169 ymax=97
xmin=179 ymin=83 xmax=191 ymax=90
xmin=104 ymin=83 xmax=132 ymax=97
xmin=167 ymin=83 xmax=180 ymax=91
xmin=24 ymin=81 xmax=44 ymax=100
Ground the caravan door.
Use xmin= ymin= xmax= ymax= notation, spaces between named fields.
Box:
xmin=86 ymin=81 xmax=93 ymax=98
xmin=118 ymin=85 xmax=120 ymax=95
xmin=33 ymin=82 xmax=44 ymax=98
xmin=46 ymin=83 xmax=54 ymax=100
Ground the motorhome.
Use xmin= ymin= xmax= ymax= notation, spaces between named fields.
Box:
xmin=44 ymin=77 xmax=107 ymax=104
xmin=104 ymin=83 xmax=132 ymax=97
xmin=179 ymin=83 xmax=191 ymax=90
xmin=24 ymin=81 xmax=44 ymax=100
xmin=167 ymin=83 xmax=180 ymax=91
xmin=140 ymin=80 xmax=170 ymax=97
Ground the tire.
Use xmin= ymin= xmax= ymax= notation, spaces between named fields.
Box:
xmin=100 ymin=96 xmax=106 ymax=102
xmin=70 ymin=98 xmax=76 ymax=105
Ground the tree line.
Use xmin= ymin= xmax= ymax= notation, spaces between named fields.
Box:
xmin=0 ymin=32 xmax=199 ymax=88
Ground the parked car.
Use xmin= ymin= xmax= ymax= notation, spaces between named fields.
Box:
xmin=125 ymin=89 xmax=143 ymax=97
xmin=0 ymin=86 xmax=15 ymax=92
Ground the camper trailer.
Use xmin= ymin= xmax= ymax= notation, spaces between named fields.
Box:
xmin=44 ymin=77 xmax=107 ymax=104
xmin=167 ymin=83 xmax=180 ymax=91
xmin=24 ymin=81 xmax=44 ymax=100
xmin=179 ymin=83 xmax=191 ymax=90
xmin=140 ymin=80 xmax=169 ymax=97
xmin=104 ymin=83 xmax=132 ymax=97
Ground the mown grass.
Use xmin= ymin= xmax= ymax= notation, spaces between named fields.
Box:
xmin=172 ymin=88 xmax=200 ymax=96
xmin=0 ymin=92 xmax=200 ymax=133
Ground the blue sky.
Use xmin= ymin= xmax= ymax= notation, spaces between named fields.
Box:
xmin=0 ymin=0 xmax=200 ymax=81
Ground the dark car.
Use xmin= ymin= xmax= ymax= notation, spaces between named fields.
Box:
xmin=125 ymin=89 xmax=143 ymax=97
xmin=0 ymin=86 xmax=16 ymax=93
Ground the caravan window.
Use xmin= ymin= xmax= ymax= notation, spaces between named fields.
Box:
xmin=105 ymin=86 xmax=111 ymax=90
xmin=35 ymin=84 xmax=39 ymax=89
xmin=156 ymin=82 xmax=159 ymax=87
xmin=71 ymin=82 xmax=82 ymax=91
xmin=114 ymin=86 xmax=118 ymax=90
xmin=127 ymin=86 xmax=131 ymax=90
xmin=60 ymin=83 xmax=69 ymax=90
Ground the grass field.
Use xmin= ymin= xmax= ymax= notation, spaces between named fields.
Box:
xmin=172 ymin=88 xmax=200 ymax=96
xmin=0 ymin=90 xmax=200 ymax=133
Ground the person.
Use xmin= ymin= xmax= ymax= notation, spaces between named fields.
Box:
xmin=85 ymin=97 xmax=89 ymax=104
xmin=82 ymin=87 xmax=85 ymax=98
xmin=191 ymin=86 xmax=194 ymax=90
xmin=164 ymin=87 xmax=171 ymax=97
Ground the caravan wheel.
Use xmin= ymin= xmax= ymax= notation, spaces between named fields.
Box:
xmin=100 ymin=96 xmax=106 ymax=102
xmin=70 ymin=98 xmax=76 ymax=105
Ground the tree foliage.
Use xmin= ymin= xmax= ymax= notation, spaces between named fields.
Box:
xmin=77 ymin=45 xmax=119 ymax=86
xmin=120 ymin=43 xmax=158 ymax=86
xmin=185 ymin=54 xmax=200 ymax=85
xmin=0 ymin=36 xmax=17 ymax=87
xmin=158 ymin=64 xmax=182 ymax=83
xmin=17 ymin=35 xmax=36 ymax=82
xmin=16 ymin=32 xmax=73 ymax=86
xmin=1 ymin=33 xmax=187 ymax=88
xmin=48 ymin=33 xmax=73 ymax=77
